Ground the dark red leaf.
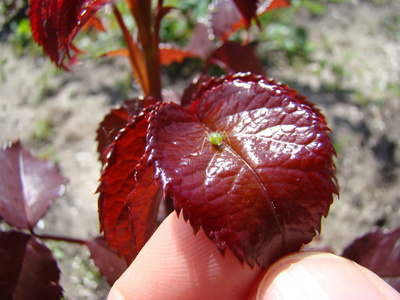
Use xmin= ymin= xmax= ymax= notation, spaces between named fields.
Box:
xmin=209 ymin=0 xmax=243 ymax=41
xmin=233 ymin=0 xmax=290 ymax=27
xmin=0 ymin=231 xmax=63 ymax=299
xmin=232 ymin=0 xmax=259 ymax=28
xmin=97 ymin=108 xmax=160 ymax=262
xmin=0 ymin=141 xmax=68 ymax=230
xmin=146 ymin=73 xmax=337 ymax=268
xmin=186 ymin=21 xmax=214 ymax=60
xmin=29 ymin=0 xmax=108 ymax=68
xmin=342 ymin=228 xmax=400 ymax=292
xmin=209 ymin=0 xmax=291 ymax=41
xmin=210 ymin=41 xmax=265 ymax=75
xmin=190 ymin=73 xmax=326 ymax=124
xmin=96 ymin=98 xmax=154 ymax=164
xmin=126 ymin=161 xmax=162 ymax=254
xmin=29 ymin=0 xmax=58 ymax=63
xmin=86 ymin=236 xmax=128 ymax=286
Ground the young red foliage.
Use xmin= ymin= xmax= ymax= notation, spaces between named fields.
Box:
xmin=147 ymin=73 xmax=338 ymax=267
xmin=97 ymin=108 xmax=162 ymax=262
xmin=28 ymin=0 xmax=288 ymax=91
xmin=20 ymin=0 xmax=400 ymax=294
xmin=342 ymin=228 xmax=400 ymax=292
xmin=230 ymin=0 xmax=291 ymax=30
xmin=29 ymin=0 xmax=108 ymax=69
xmin=0 ymin=141 xmax=129 ymax=296
xmin=98 ymin=73 xmax=338 ymax=268
xmin=86 ymin=236 xmax=128 ymax=286
xmin=96 ymin=98 xmax=155 ymax=164
xmin=232 ymin=0 xmax=259 ymax=28
xmin=209 ymin=0 xmax=290 ymax=42
xmin=0 ymin=141 xmax=68 ymax=230
xmin=0 ymin=231 xmax=62 ymax=300
xmin=155 ymin=0 xmax=291 ymax=76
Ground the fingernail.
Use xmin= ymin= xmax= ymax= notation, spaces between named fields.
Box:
xmin=107 ymin=288 xmax=126 ymax=300
xmin=255 ymin=252 xmax=399 ymax=300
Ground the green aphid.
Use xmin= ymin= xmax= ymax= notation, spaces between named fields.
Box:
xmin=208 ymin=132 xmax=223 ymax=147
xmin=201 ymin=131 xmax=229 ymax=153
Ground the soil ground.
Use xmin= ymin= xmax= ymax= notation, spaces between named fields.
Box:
xmin=0 ymin=1 xmax=399 ymax=299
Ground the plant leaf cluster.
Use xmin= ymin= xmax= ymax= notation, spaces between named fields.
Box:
xmin=1 ymin=0 xmax=399 ymax=298
xmin=0 ymin=141 xmax=127 ymax=298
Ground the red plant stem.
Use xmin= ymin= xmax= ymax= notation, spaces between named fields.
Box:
xmin=112 ymin=4 xmax=150 ymax=96
xmin=151 ymin=0 xmax=163 ymax=99
xmin=30 ymin=229 xmax=87 ymax=245
xmin=127 ymin=0 xmax=162 ymax=101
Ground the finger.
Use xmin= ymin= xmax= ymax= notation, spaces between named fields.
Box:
xmin=108 ymin=212 xmax=262 ymax=300
xmin=249 ymin=251 xmax=400 ymax=300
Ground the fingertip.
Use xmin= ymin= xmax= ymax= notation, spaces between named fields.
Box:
xmin=250 ymin=252 xmax=400 ymax=300
xmin=110 ymin=212 xmax=262 ymax=300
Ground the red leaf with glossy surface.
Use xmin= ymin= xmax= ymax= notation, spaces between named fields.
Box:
xmin=146 ymin=73 xmax=337 ymax=267
xmin=29 ymin=0 xmax=58 ymax=63
xmin=86 ymin=236 xmax=128 ymax=286
xmin=96 ymin=98 xmax=155 ymax=164
xmin=0 ymin=141 xmax=68 ymax=230
xmin=126 ymin=162 xmax=162 ymax=254
xmin=0 ymin=231 xmax=63 ymax=299
xmin=342 ymin=228 xmax=400 ymax=292
xmin=98 ymin=109 xmax=160 ymax=262
xmin=29 ymin=0 xmax=108 ymax=68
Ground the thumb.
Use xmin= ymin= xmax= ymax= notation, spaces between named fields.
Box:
xmin=249 ymin=252 xmax=400 ymax=300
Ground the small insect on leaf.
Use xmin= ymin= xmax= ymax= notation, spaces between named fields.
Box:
xmin=201 ymin=131 xmax=230 ymax=153
xmin=209 ymin=132 xmax=223 ymax=146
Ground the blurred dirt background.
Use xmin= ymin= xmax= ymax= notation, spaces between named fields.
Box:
xmin=0 ymin=0 xmax=399 ymax=299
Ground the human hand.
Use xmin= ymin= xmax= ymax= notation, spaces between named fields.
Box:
xmin=108 ymin=212 xmax=400 ymax=300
